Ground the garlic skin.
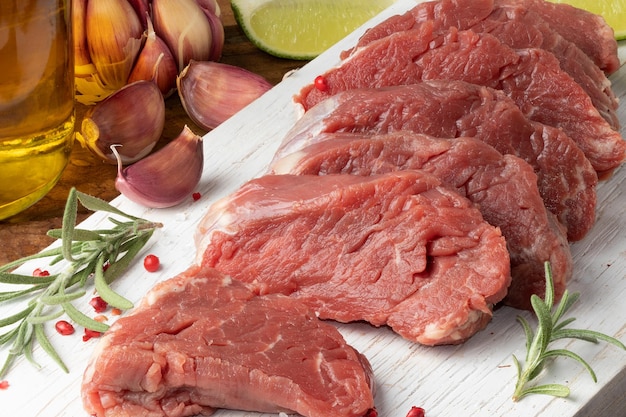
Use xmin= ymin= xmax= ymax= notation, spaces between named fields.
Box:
xmin=74 ymin=0 xmax=225 ymax=105
xmin=76 ymin=80 xmax=165 ymax=165
xmin=128 ymin=16 xmax=178 ymax=97
xmin=152 ymin=0 xmax=214 ymax=71
xmin=177 ymin=60 xmax=272 ymax=130
xmin=113 ymin=125 xmax=204 ymax=208
xmin=85 ymin=0 xmax=144 ymax=92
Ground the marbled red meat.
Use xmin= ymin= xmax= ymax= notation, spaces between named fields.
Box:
xmin=195 ymin=171 xmax=511 ymax=345
xmin=344 ymin=0 xmax=619 ymax=129
xmin=282 ymin=81 xmax=597 ymax=241
xmin=81 ymin=265 xmax=375 ymax=417
xmin=498 ymin=0 xmax=620 ymax=74
xmin=297 ymin=26 xmax=625 ymax=176
xmin=271 ymin=131 xmax=572 ymax=310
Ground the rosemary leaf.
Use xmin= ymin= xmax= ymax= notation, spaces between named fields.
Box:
xmin=61 ymin=188 xmax=79 ymax=263
xmin=0 ymin=305 xmax=36 ymax=328
xmin=0 ymin=247 xmax=64 ymax=273
xmin=0 ymin=328 xmax=19 ymax=345
xmin=542 ymin=348 xmax=597 ymax=382
xmin=26 ymin=310 xmax=65 ymax=325
xmin=34 ymin=323 xmax=68 ymax=373
xmin=0 ymin=272 xmax=56 ymax=285
xmin=48 ymin=228 xmax=103 ymax=242
xmin=76 ymin=191 xmax=140 ymax=220
xmin=0 ymin=187 xmax=161 ymax=378
xmin=511 ymin=262 xmax=626 ymax=402
xmin=40 ymin=290 xmax=87 ymax=306
xmin=62 ymin=302 xmax=109 ymax=333
xmin=0 ymin=284 xmax=49 ymax=302
xmin=94 ymin=256 xmax=133 ymax=311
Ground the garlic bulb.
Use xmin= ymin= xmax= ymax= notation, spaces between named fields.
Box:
xmin=74 ymin=0 xmax=224 ymax=105
xmin=113 ymin=125 xmax=204 ymax=208
xmin=76 ymin=80 xmax=165 ymax=165
xmin=177 ymin=60 xmax=273 ymax=130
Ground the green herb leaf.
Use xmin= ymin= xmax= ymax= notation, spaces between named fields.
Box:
xmin=511 ymin=262 xmax=626 ymax=402
xmin=0 ymin=188 xmax=162 ymax=378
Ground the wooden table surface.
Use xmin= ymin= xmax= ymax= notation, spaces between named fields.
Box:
xmin=0 ymin=0 xmax=304 ymax=266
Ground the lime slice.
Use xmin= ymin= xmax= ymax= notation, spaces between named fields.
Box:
xmin=231 ymin=0 xmax=397 ymax=60
xmin=548 ymin=0 xmax=626 ymax=40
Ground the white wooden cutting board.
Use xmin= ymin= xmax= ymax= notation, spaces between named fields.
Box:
xmin=1 ymin=1 xmax=625 ymax=416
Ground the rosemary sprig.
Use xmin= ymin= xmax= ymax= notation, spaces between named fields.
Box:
xmin=512 ymin=262 xmax=626 ymax=401
xmin=0 ymin=188 xmax=162 ymax=378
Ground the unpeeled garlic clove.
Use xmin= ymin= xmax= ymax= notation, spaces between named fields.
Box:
xmin=152 ymin=0 xmax=213 ymax=71
xmin=72 ymin=0 xmax=91 ymax=68
xmin=128 ymin=15 xmax=178 ymax=97
xmin=113 ymin=125 xmax=204 ymax=208
xmin=85 ymin=0 xmax=144 ymax=91
xmin=76 ymin=80 xmax=165 ymax=165
xmin=177 ymin=60 xmax=272 ymax=130
xmin=204 ymin=7 xmax=225 ymax=61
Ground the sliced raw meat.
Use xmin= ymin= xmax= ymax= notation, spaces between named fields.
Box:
xmin=296 ymin=26 xmax=625 ymax=176
xmin=340 ymin=0 xmax=494 ymax=58
xmin=271 ymin=132 xmax=572 ymax=310
xmin=82 ymin=265 xmax=375 ymax=417
xmin=195 ymin=171 xmax=511 ymax=345
xmin=472 ymin=3 xmax=619 ymax=129
xmin=498 ymin=0 xmax=620 ymax=74
xmin=282 ymin=81 xmax=597 ymax=241
xmin=346 ymin=0 xmax=619 ymax=76
xmin=342 ymin=0 xmax=619 ymax=129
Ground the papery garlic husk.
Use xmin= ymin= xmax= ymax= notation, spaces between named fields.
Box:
xmin=77 ymin=80 xmax=165 ymax=165
xmin=128 ymin=15 xmax=178 ymax=97
xmin=127 ymin=0 xmax=151 ymax=28
xmin=204 ymin=6 xmax=225 ymax=61
xmin=85 ymin=0 xmax=144 ymax=92
xmin=152 ymin=0 xmax=213 ymax=71
xmin=195 ymin=0 xmax=221 ymax=17
xmin=177 ymin=60 xmax=272 ymax=130
xmin=113 ymin=125 xmax=204 ymax=208
xmin=72 ymin=0 xmax=91 ymax=67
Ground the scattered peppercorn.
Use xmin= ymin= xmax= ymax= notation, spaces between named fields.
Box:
xmin=94 ymin=315 xmax=108 ymax=323
xmin=363 ymin=408 xmax=378 ymax=417
xmin=143 ymin=254 xmax=160 ymax=272
xmin=83 ymin=328 xmax=102 ymax=342
xmin=192 ymin=192 xmax=202 ymax=201
xmin=55 ymin=320 xmax=75 ymax=336
xmin=314 ymin=75 xmax=329 ymax=92
xmin=32 ymin=268 xmax=50 ymax=277
xmin=406 ymin=406 xmax=426 ymax=417
xmin=89 ymin=296 xmax=108 ymax=313
xmin=0 ymin=380 xmax=9 ymax=390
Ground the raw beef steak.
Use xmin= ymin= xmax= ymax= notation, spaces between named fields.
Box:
xmin=81 ymin=265 xmax=375 ymax=417
xmin=499 ymin=0 xmax=620 ymax=74
xmin=346 ymin=0 xmax=619 ymax=76
xmin=271 ymin=131 xmax=572 ymax=310
xmin=342 ymin=0 xmax=619 ymax=127
xmin=281 ymin=81 xmax=597 ymax=241
xmin=195 ymin=171 xmax=511 ymax=345
xmin=296 ymin=26 xmax=626 ymax=176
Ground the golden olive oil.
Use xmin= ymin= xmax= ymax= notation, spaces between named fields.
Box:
xmin=0 ymin=0 xmax=75 ymax=220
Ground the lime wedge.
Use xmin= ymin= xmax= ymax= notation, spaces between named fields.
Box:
xmin=231 ymin=0 xmax=397 ymax=60
xmin=548 ymin=0 xmax=626 ymax=40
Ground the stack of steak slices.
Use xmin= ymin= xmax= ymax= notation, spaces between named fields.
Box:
xmin=281 ymin=0 xmax=624 ymax=309
xmin=297 ymin=0 xmax=625 ymax=177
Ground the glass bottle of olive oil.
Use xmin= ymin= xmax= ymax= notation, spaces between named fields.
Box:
xmin=0 ymin=0 xmax=75 ymax=221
